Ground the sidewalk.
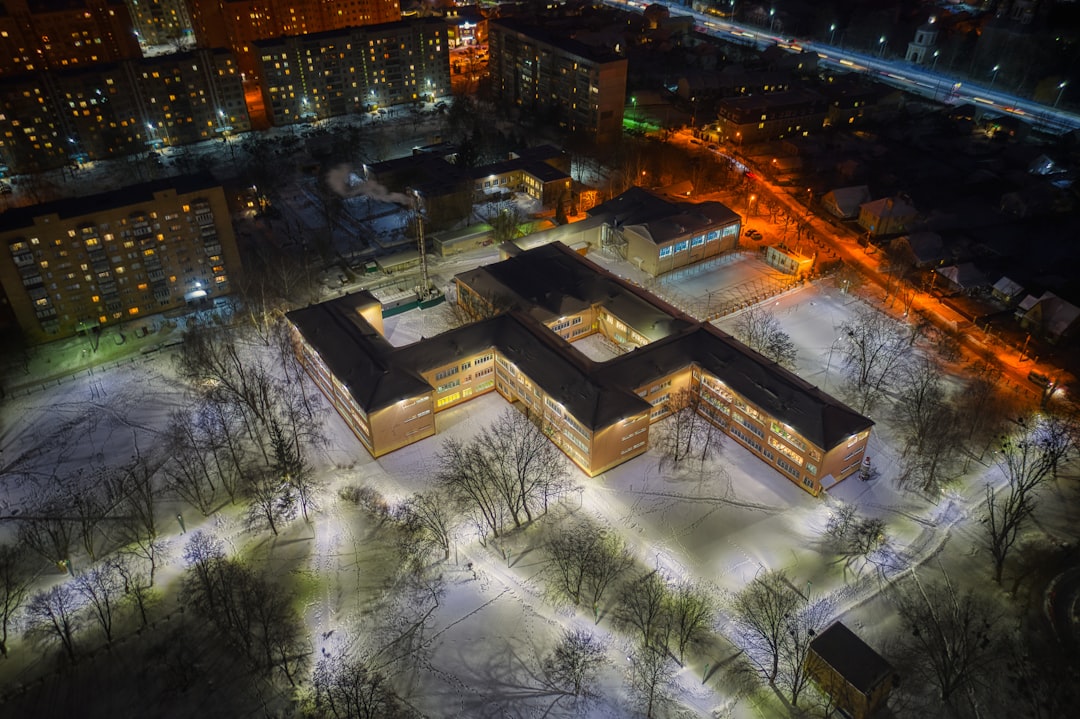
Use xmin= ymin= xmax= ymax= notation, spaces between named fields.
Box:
xmin=2 ymin=317 xmax=182 ymax=398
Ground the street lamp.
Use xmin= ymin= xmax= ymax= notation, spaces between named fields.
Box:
xmin=769 ymin=8 xmax=776 ymax=33
xmin=990 ymin=64 xmax=1000 ymax=89
xmin=931 ymin=49 xmax=940 ymax=72
xmin=877 ymin=35 xmax=887 ymax=58
xmin=829 ymin=23 xmax=836 ymax=46
xmin=1055 ymin=81 xmax=1067 ymax=108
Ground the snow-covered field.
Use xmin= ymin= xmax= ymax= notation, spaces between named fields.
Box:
xmin=1 ymin=255 xmax=1074 ymax=717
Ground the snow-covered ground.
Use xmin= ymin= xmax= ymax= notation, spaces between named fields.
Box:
xmin=1 ymin=254 xmax=1074 ymax=717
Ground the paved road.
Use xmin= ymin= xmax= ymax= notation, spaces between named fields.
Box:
xmin=604 ymin=0 xmax=1080 ymax=133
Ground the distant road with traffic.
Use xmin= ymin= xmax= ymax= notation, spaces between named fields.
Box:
xmin=604 ymin=0 xmax=1080 ymax=133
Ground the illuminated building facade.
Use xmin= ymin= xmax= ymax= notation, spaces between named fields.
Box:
xmin=0 ymin=0 xmax=141 ymax=77
xmin=124 ymin=0 xmax=193 ymax=48
xmin=289 ymin=243 xmax=872 ymax=496
xmin=255 ymin=17 xmax=448 ymax=125
xmin=712 ymin=88 xmax=827 ymax=144
xmin=586 ymin=187 xmax=741 ymax=276
xmin=0 ymin=48 xmax=248 ymax=173
xmin=487 ymin=18 xmax=627 ymax=143
xmin=185 ymin=0 xmax=401 ymax=123
xmin=0 ymin=173 xmax=242 ymax=343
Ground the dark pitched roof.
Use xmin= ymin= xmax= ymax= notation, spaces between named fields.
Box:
xmin=0 ymin=172 xmax=221 ymax=231
xmin=294 ymin=244 xmax=872 ymax=446
xmin=453 ymin=242 xmax=697 ymax=336
xmin=603 ymin=324 xmax=873 ymax=451
xmin=810 ymin=622 xmax=894 ymax=694
xmin=286 ymin=292 xmax=432 ymax=414
xmin=587 ymin=187 xmax=740 ymax=245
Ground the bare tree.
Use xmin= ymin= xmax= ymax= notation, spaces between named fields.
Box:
xmin=626 ymin=642 xmax=675 ymax=719
xmin=438 ymin=410 xmax=569 ymax=537
xmin=545 ymin=518 xmax=633 ymax=616
xmin=893 ymin=355 xmax=961 ymax=494
xmin=18 ymin=490 xmax=78 ymax=568
xmin=729 ymin=569 xmax=804 ymax=684
xmin=542 ymin=628 xmax=608 ymax=699
xmin=106 ymin=555 xmax=155 ymax=628
xmin=73 ymin=565 xmax=120 ymax=643
xmin=162 ymin=409 xmax=221 ymax=514
xmin=107 ymin=444 xmax=166 ymax=585
xmin=0 ymin=543 xmax=37 ymax=657
xmin=396 ymin=490 xmax=457 ymax=565
xmin=181 ymin=531 xmax=227 ymax=618
xmin=583 ymin=530 xmax=634 ymax=619
xmin=67 ymin=479 xmax=111 ymax=562
xmin=309 ymin=651 xmax=418 ymax=719
xmin=837 ymin=306 xmax=911 ymax=413
xmin=776 ymin=596 xmax=833 ymax=707
xmin=734 ymin=307 xmax=798 ymax=368
xmin=26 ymin=583 xmax=81 ymax=662
xmin=243 ymin=466 xmax=297 ymax=536
xmin=983 ymin=417 xmax=1059 ymax=584
xmin=654 ymin=388 xmax=725 ymax=471
xmin=1035 ymin=409 xmax=1078 ymax=481
xmin=892 ymin=570 xmax=1005 ymax=714
xmin=666 ymin=579 xmax=716 ymax=663
xmin=618 ymin=571 xmax=672 ymax=650
xmin=437 ymin=437 xmax=503 ymax=539
xmin=953 ymin=362 xmax=1019 ymax=463
xmin=479 ymin=409 xmax=571 ymax=524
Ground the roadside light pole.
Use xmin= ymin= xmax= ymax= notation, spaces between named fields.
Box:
xmin=1055 ymin=81 xmax=1068 ymax=108
xmin=990 ymin=64 xmax=1000 ymax=89
xmin=932 ymin=50 xmax=940 ymax=72
xmin=877 ymin=35 xmax=887 ymax=58
xmin=829 ymin=23 xmax=836 ymax=46
xmin=769 ymin=8 xmax=776 ymax=33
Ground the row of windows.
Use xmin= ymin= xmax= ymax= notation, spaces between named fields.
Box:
xmin=776 ymin=457 xmax=801 ymax=478
xmin=732 ymin=412 xmax=765 ymax=439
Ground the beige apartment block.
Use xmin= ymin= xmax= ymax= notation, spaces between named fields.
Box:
xmin=0 ymin=173 xmax=241 ymax=343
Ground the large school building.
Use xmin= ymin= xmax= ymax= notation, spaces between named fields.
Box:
xmin=287 ymin=243 xmax=872 ymax=496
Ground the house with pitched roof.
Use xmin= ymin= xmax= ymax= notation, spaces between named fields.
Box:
xmin=858 ymin=196 xmax=918 ymax=238
xmin=820 ymin=185 xmax=871 ymax=219
xmin=1019 ymin=291 xmax=1080 ymax=342
xmin=806 ymin=622 xmax=897 ymax=719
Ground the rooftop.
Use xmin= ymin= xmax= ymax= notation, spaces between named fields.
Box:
xmin=0 ymin=172 xmax=221 ymax=232
xmin=809 ymin=622 xmax=895 ymax=694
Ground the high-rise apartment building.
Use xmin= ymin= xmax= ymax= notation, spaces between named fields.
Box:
xmin=0 ymin=173 xmax=242 ymax=343
xmin=186 ymin=0 xmax=400 ymax=123
xmin=124 ymin=0 xmax=193 ymax=48
xmin=0 ymin=47 xmax=248 ymax=173
xmin=255 ymin=17 xmax=448 ymax=125
xmin=488 ymin=18 xmax=627 ymax=143
xmin=0 ymin=0 xmax=142 ymax=76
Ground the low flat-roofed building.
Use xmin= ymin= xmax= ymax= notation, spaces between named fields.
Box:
xmin=765 ymin=244 xmax=813 ymax=276
xmin=806 ymin=622 xmax=897 ymax=719
xmin=290 ymin=243 xmax=873 ymax=493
